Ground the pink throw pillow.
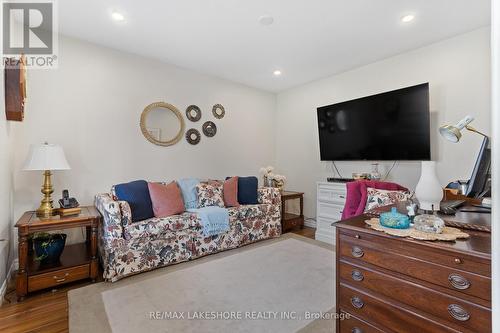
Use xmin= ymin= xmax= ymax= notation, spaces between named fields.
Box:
xmin=148 ymin=182 xmax=185 ymax=217
xmin=224 ymin=177 xmax=239 ymax=207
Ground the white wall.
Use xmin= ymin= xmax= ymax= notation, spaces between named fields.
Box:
xmin=491 ymin=0 xmax=499 ymax=329
xmin=275 ymin=28 xmax=491 ymax=218
xmin=10 ymin=36 xmax=277 ymax=238
xmin=0 ymin=62 xmax=15 ymax=292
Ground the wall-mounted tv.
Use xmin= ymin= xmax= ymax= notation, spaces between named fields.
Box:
xmin=317 ymin=83 xmax=430 ymax=161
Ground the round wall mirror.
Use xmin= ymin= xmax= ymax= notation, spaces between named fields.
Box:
xmin=140 ymin=102 xmax=185 ymax=146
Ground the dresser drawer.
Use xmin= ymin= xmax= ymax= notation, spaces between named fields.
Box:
xmin=339 ymin=284 xmax=466 ymax=333
xmin=339 ymin=229 xmax=490 ymax=276
xmin=339 ymin=261 xmax=491 ymax=332
xmin=318 ymin=201 xmax=343 ymax=220
xmin=318 ymin=184 xmax=346 ymax=205
xmin=339 ymin=311 xmax=385 ymax=333
xmin=339 ymin=233 xmax=491 ymax=301
xmin=28 ymin=264 xmax=90 ymax=292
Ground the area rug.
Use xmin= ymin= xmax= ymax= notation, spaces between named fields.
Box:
xmin=69 ymin=234 xmax=335 ymax=333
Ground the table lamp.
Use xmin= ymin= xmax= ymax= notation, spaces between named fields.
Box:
xmin=439 ymin=115 xmax=488 ymax=142
xmin=22 ymin=143 xmax=70 ymax=217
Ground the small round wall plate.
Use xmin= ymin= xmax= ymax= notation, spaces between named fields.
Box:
xmin=186 ymin=105 xmax=202 ymax=122
xmin=186 ymin=128 xmax=201 ymax=145
xmin=202 ymin=121 xmax=217 ymax=137
xmin=212 ymin=104 xmax=225 ymax=119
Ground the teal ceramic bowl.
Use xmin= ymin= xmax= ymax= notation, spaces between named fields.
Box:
xmin=379 ymin=207 xmax=410 ymax=229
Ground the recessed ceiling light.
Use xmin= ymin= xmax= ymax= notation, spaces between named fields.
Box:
xmin=401 ymin=14 xmax=415 ymax=23
xmin=273 ymin=70 xmax=282 ymax=76
xmin=111 ymin=11 xmax=125 ymax=22
xmin=258 ymin=15 xmax=274 ymax=26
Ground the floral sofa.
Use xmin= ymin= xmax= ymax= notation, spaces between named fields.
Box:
xmin=95 ymin=187 xmax=281 ymax=282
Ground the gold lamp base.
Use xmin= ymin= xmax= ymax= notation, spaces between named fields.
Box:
xmin=36 ymin=170 xmax=56 ymax=218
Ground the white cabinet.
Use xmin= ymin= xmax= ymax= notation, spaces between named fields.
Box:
xmin=315 ymin=182 xmax=347 ymax=245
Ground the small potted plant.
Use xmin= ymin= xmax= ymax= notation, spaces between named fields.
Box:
xmin=33 ymin=232 xmax=67 ymax=263
xmin=259 ymin=166 xmax=286 ymax=191
xmin=259 ymin=166 xmax=275 ymax=187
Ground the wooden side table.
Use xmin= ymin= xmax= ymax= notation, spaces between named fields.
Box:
xmin=15 ymin=206 xmax=101 ymax=301
xmin=280 ymin=191 xmax=304 ymax=232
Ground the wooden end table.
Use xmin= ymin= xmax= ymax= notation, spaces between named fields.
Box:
xmin=15 ymin=206 xmax=101 ymax=301
xmin=280 ymin=191 xmax=304 ymax=232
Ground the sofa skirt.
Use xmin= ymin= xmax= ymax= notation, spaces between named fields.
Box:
xmin=99 ymin=214 xmax=282 ymax=282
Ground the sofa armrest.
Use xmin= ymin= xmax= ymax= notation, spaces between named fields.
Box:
xmin=94 ymin=193 xmax=128 ymax=241
xmin=258 ymin=187 xmax=281 ymax=205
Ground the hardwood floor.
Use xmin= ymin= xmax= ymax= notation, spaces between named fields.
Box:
xmin=0 ymin=227 xmax=316 ymax=332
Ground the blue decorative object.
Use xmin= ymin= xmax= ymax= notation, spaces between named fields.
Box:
xmin=380 ymin=207 xmax=410 ymax=229
xmin=114 ymin=180 xmax=154 ymax=222
xmin=33 ymin=233 xmax=67 ymax=263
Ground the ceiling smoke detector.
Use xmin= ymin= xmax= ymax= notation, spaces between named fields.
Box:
xmin=258 ymin=15 xmax=274 ymax=26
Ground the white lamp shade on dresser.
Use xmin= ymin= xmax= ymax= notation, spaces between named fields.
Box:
xmin=22 ymin=143 xmax=71 ymax=171
xmin=415 ymin=161 xmax=442 ymax=211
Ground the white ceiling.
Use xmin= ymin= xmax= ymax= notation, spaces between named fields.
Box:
xmin=58 ymin=0 xmax=490 ymax=92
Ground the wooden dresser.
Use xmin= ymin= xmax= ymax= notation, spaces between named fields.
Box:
xmin=335 ymin=213 xmax=491 ymax=333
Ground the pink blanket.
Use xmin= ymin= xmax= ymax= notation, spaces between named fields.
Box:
xmin=341 ymin=180 xmax=408 ymax=219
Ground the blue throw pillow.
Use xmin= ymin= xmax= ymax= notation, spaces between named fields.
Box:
xmin=228 ymin=176 xmax=258 ymax=205
xmin=114 ymin=180 xmax=154 ymax=222
xmin=177 ymin=178 xmax=200 ymax=210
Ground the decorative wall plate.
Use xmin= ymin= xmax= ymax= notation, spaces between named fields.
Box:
xmin=186 ymin=128 xmax=201 ymax=145
xmin=186 ymin=105 xmax=202 ymax=122
xmin=202 ymin=121 xmax=217 ymax=137
xmin=212 ymin=104 xmax=225 ymax=119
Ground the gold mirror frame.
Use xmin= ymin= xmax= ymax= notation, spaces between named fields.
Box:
xmin=140 ymin=102 xmax=185 ymax=146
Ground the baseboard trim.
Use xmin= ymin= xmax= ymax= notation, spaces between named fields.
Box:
xmin=0 ymin=259 xmax=18 ymax=301
xmin=304 ymin=220 xmax=317 ymax=228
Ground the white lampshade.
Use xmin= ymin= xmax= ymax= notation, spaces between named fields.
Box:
xmin=22 ymin=143 xmax=71 ymax=171
xmin=415 ymin=161 xmax=442 ymax=211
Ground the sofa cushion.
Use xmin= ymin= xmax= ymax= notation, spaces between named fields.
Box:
xmin=124 ymin=212 xmax=201 ymax=240
xmin=177 ymin=178 xmax=200 ymax=210
xmin=114 ymin=180 xmax=154 ymax=222
xmin=148 ymin=182 xmax=185 ymax=218
xmin=237 ymin=204 xmax=274 ymax=219
xmin=235 ymin=176 xmax=259 ymax=205
xmin=196 ymin=181 xmax=225 ymax=208
xmin=223 ymin=176 xmax=239 ymax=207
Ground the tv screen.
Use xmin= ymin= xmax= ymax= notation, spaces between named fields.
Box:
xmin=317 ymin=83 xmax=430 ymax=161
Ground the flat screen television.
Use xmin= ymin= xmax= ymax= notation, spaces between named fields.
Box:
xmin=317 ymin=83 xmax=430 ymax=161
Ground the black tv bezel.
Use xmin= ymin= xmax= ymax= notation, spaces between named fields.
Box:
xmin=317 ymin=83 xmax=431 ymax=162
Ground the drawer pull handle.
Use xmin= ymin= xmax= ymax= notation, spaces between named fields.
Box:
xmin=351 ymin=269 xmax=364 ymax=282
xmin=351 ymin=328 xmax=363 ymax=333
xmin=454 ymin=258 xmax=462 ymax=264
xmin=448 ymin=273 xmax=471 ymax=290
xmin=351 ymin=246 xmax=364 ymax=258
xmin=53 ymin=272 xmax=69 ymax=283
xmin=339 ymin=195 xmax=345 ymax=199
xmin=350 ymin=296 xmax=364 ymax=309
xmin=448 ymin=304 xmax=470 ymax=321
xmin=355 ymin=234 xmax=360 ymax=239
